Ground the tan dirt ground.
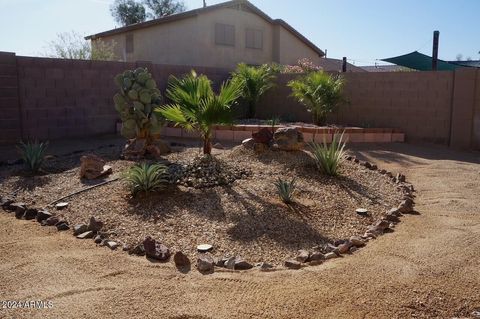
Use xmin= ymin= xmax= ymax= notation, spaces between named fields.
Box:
xmin=1 ymin=142 xmax=480 ymax=319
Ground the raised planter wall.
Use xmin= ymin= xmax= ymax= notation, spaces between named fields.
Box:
xmin=158 ymin=124 xmax=405 ymax=144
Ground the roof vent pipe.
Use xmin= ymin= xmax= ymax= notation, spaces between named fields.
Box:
xmin=203 ymin=0 xmax=207 ymax=8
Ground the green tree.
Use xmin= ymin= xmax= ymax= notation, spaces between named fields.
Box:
xmin=144 ymin=0 xmax=186 ymax=18
xmin=231 ymin=63 xmax=276 ymax=118
xmin=45 ymin=31 xmax=116 ymax=61
xmin=156 ymin=71 xmax=242 ymax=155
xmin=111 ymin=0 xmax=147 ymax=26
xmin=288 ymin=71 xmax=345 ymax=126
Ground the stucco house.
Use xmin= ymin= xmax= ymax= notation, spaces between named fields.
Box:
xmin=86 ymin=0 xmax=361 ymax=71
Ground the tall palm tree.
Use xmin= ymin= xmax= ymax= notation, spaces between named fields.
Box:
xmin=232 ymin=63 xmax=276 ymax=118
xmin=288 ymin=71 xmax=345 ymax=126
xmin=156 ymin=71 xmax=242 ymax=155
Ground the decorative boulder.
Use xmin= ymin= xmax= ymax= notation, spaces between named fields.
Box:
xmin=79 ymin=154 xmax=112 ymax=180
xmin=143 ymin=236 xmax=170 ymax=261
xmin=273 ymin=127 xmax=304 ymax=151
xmin=242 ymin=138 xmax=255 ymax=149
xmin=252 ymin=128 xmax=273 ymax=144
xmin=145 ymin=140 xmax=171 ymax=159
xmin=87 ymin=217 xmax=104 ymax=233
xmin=173 ymin=251 xmax=191 ymax=268
xmin=197 ymin=254 xmax=215 ymax=273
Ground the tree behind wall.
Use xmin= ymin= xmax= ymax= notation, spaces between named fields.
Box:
xmin=111 ymin=0 xmax=147 ymax=26
xmin=144 ymin=0 xmax=186 ymax=18
xmin=45 ymin=31 xmax=117 ymax=61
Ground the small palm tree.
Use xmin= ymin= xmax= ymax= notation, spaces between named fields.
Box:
xmin=288 ymin=71 xmax=344 ymax=126
xmin=156 ymin=71 xmax=243 ymax=155
xmin=232 ymin=63 xmax=276 ymax=118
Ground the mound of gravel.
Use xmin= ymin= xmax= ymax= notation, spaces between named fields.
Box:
xmin=168 ymin=155 xmax=250 ymax=189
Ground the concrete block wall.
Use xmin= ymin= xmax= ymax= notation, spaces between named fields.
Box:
xmin=257 ymin=72 xmax=455 ymax=144
xmin=1 ymin=51 xmax=479 ymax=149
xmin=0 ymin=52 xmax=21 ymax=143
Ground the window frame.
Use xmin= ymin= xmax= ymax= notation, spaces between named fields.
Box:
xmin=215 ymin=23 xmax=236 ymax=47
xmin=245 ymin=28 xmax=263 ymax=50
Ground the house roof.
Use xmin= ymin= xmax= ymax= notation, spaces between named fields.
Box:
xmin=360 ymin=65 xmax=410 ymax=72
xmin=85 ymin=0 xmax=325 ymax=57
xmin=318 ymin=58 xmax=366 ymax=72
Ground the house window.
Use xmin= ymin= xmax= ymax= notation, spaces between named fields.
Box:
xmin=126 ymin=34 xmax=134 ymax=53
xmin=246 ymin=29 xmax=263 ymax=50
xmin=215 ymin=23 xmax=235 ymax=46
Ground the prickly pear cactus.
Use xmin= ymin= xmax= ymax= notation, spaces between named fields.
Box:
xmin=113 ymin=68 xmax=163 ymax=140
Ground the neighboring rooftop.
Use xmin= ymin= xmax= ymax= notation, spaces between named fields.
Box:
xmin=86 ymin=0 xmax=325 ymax=58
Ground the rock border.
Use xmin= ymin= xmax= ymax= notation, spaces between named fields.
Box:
xmin=0 ymin=155 xmax=416 ymax=274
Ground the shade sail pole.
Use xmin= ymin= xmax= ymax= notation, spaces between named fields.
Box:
xmin=432 ymin=31 xmax=440 ymax=71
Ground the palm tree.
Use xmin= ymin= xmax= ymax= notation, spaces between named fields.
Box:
xmin=288 ymin=71 xmax=345 ymax=126
xmin=156 ymin=71 xmax=242 ymax=155
xmin=232 ymin=63 xmax=276 ymax=118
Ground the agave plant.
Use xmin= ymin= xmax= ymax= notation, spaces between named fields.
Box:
xmin=124 ymin=163 xmax=168 ymax=196
xmin=17 ymin=140 xmax=49 ymax=173
xmin=275 ymin=178 xmax=296 ymax=204
xmin=310 ymin=132 xmax=347 ymax=176
xmin=232 ymin=63 xmax=276 ymax=118
xmin=156 ymin=70 xmax=243 ymax=155
xmin=288 ymin=71 xmax=344 ymax=126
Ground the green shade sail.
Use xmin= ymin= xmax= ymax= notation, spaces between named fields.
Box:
xmin=381 ymin=51 xmax=459 ymax=71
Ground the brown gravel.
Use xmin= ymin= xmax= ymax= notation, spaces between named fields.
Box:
xmin=0 ymin=145 xmax=403 ymax=265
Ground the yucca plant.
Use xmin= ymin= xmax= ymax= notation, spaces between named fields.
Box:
xmin=288 ymin=71 xmax=344 ymax=126
xmin=275 ymin=178 xmax=296 ymax=204
xmin=232 ymin=63 xmax=276 ymax=118
xmin=311 ymin=132 xmax=347 ymax=176
xmin=124 ymin=163 xmax=168 ymax=196
xmin=156 ymin=70 xmax=243 ymax=155
xmin=17 ymin=140 xmax=49 ymax=173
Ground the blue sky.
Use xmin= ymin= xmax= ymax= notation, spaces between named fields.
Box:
xmin=0 ymin=0 xmax=478 ymax=65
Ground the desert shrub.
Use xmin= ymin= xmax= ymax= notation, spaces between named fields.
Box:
xmin=288 ymin=71 xmax=344 ymax=126
xmin=311 ymin=132 xmax=347 ymax=176
xmin=17 ymin=140 xmax=49 ymax=173
xmin=231 ymin=63 xmax=276 ymax=118
xmin=113 ymin=67 xmax=163 ymax=141
xmin=156 ymin=70 xmax=243 ymax=155
xmin=124 ymin=163 xmax=168 ymax=195
xmin=275 ymin=178 xmax=296 ymax=204
xmin=280 ymin=58 xmax=323 ymax=74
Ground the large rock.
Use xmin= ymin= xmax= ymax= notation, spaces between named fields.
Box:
xmin=295 ymin=250 xmax=310 ymax=263
xmin=143 ymin=236 xmax=170 ymax=261
xmin=173 ymin=251 xmax=191 ymax=268
xmin=398 ymin=199 xmax=415 ymax=214
xmin=24 ymin=208 xmax=38 ymax=220
xmin=284 ymin=259 xmax=302 ymax=270
xmin=252 ymin=128 xmax=273 ymax=144
xmin=146 ymin=140 xmax=171 ymax=159
xmin=233 ymin=258 xmax=253 ymax=270
xmin=197 ymin=254 xmax=215 ymax=272
xmin=273 ymin=127 xmax=304 ymax=151
xmin=87 ymin=217 xmax=103 ymax=233
xmin=73 ymin=224 xmax=88 ymax=236
xmin=242 ymin=138 xmax=255 ymax=149
xmin=36 ymin=210 xmax=52 ymax=223
xmin=79 ymin=154 xmax=112 ymax=180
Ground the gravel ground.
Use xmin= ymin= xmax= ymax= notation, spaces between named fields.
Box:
xmin=0 ymin=144 xmax=403 ymax=264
